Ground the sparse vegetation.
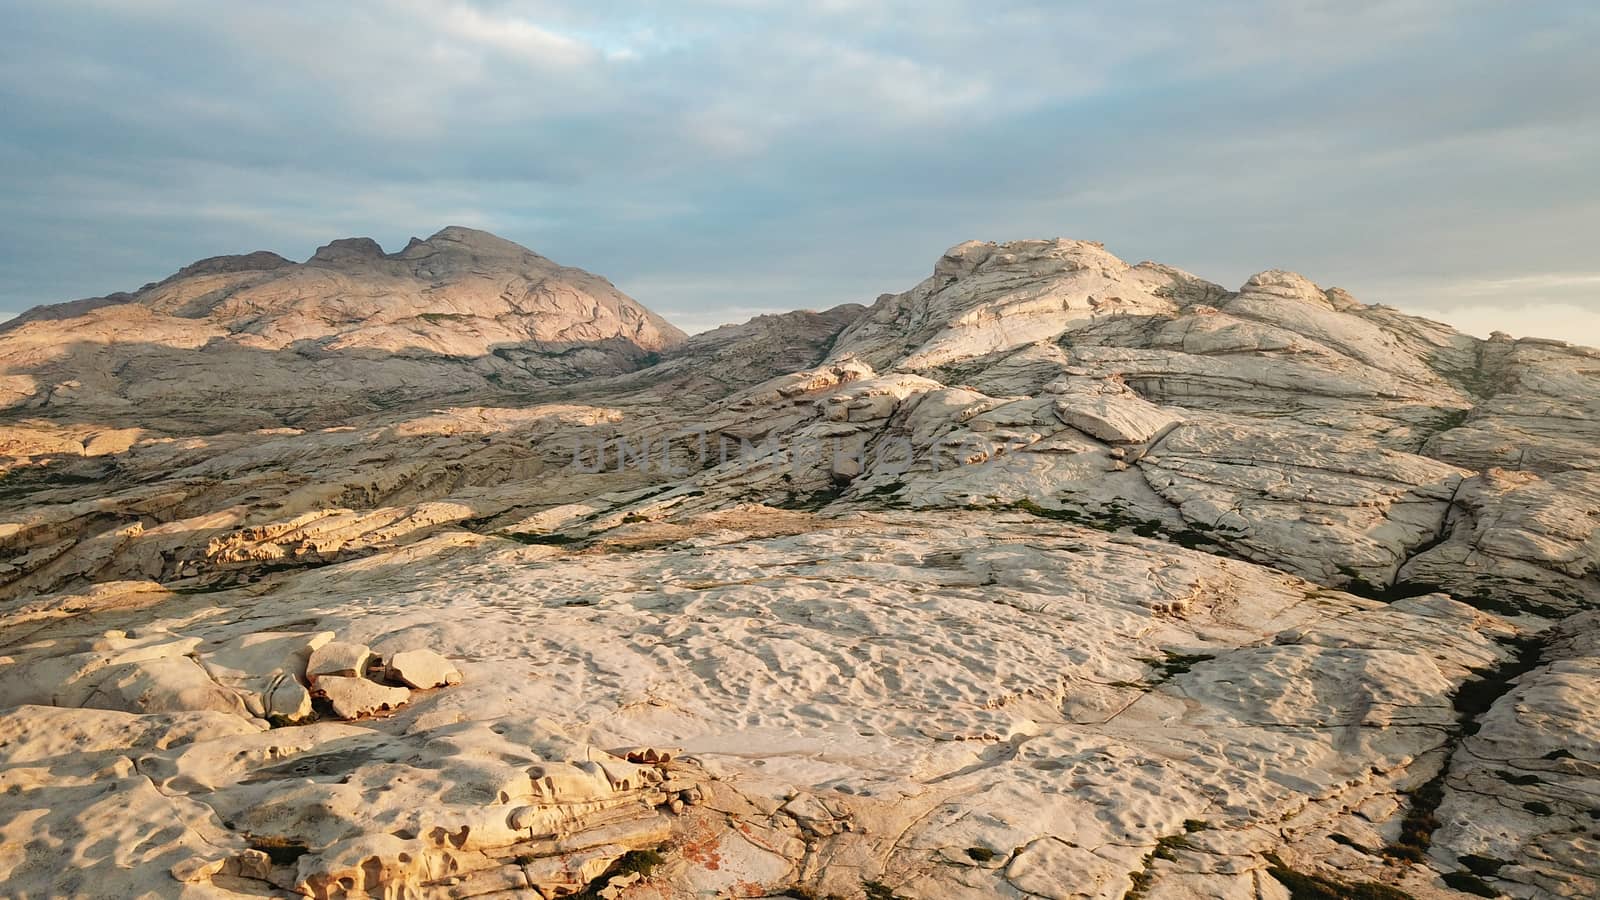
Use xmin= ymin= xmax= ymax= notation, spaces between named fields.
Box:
xmin=570 ymin=848 xmax=666 ymax=899
xmin=1264 ymin=854 xmax=1414 ymax=900
xmin=1387 ymin=770 xmax=1445 ymax=862
xmin=1151 ymin=833 xmax=1191 ymax=861
xmin=1386 ymin=636 xmax=1546 ymax=862
xmin=246 ymin=835 xmax=311 ymax=866
xmin=615 ymin=849 xmax=664 ymax=876
xmin=1011 ymin=498 xmax=1246 ymax=556
xmin=1126 ymin=832 xmax=1196 ymax=899
xmin=1413 ymin=407 xmax=1472 ymax=452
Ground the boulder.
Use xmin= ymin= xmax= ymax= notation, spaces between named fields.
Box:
xmin=314 ymin=676 xmax=410 ymax=719
xmin=1049 ymin=378 xmax=1181 ymax=444
xmin=386 ymin=649 xmax=462 ymax=690
xmin=198 ymin=630 xmax=333 ymax=722
xmin=306 ymin=641 xmax=373 ymax=681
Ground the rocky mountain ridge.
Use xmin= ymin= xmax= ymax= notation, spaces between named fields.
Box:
xmin=0 ymin=231 xmax=1596 ymax=899
xmin=0 ymin=226 xmax=686 ymax=428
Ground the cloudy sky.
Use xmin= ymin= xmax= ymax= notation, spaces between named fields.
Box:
xmin=3 ymin=1 xmax=1597 ymax=340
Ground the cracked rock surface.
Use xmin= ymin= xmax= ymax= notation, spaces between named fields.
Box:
xmin=1 ymin=232 xmax=1597 ymax=898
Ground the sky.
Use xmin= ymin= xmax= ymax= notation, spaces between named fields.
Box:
xmin=2 ymin=1 xmax=1597 ymax=341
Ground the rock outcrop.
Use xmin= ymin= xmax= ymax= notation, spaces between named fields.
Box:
xmin=1 ymin=232 xmax=1597 ymax=899
xmin=0 ymin=226 xmax=686 ymax=427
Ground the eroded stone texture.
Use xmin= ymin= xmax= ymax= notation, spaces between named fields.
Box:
xmin=1 ymin=233 xmax=1597 ymax=899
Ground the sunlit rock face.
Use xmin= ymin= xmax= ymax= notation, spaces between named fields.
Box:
xmin=1 ymin=233 xmax=1597 ymax=899
xmin=0 ymin=226 xmax=686 ymax=428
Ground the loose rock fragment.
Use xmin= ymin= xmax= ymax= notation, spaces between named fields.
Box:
xmin=314 ymin=675 xmax=410 ymax=719
xmin=386 ymin=648 xmax=463 ymax=689
xmin=306 ymin=641 xmax=373 ymax=681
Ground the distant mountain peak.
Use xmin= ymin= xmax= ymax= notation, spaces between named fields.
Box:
xmin=0 ymin=226 xmax=687 ymax=420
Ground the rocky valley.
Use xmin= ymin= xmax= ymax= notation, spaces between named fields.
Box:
xmin=1 ymin=228 xmax=1597 ymax=900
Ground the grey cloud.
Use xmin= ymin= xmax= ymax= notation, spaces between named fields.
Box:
xmin=1 ymin=0 xmax=1596 ymax=345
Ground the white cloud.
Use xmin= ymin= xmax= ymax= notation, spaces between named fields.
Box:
xmin=1363 ymin=272 xmax=1600 ymax=348
xmin=664 ymin=305 xmax=801 ymax=336
xmin=3 ymin=0 xmax=1597 ymax=338
xmin=1408 ymin=303 xmax=1600 ymax=350
xmin=387 ymin=0 xmax=601 ymax=69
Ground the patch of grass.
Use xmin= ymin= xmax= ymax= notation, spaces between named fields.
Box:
xmin=1182 ymin=819 xmax=1209 ymax=833
xmin=1151 ymin=834 xmax=1191 ymax=861
xmin=1127 ymin=831 xmax=1195 ymax=899
xmin=1126 ymin=860 xmax=1157 ymax=900
xmin=1264 ymin=854 xmax=1414 ymax=900
xmin=1387 ymin=774 xmax=1443 ymax=862
xmin=569 ymin=848 xmax=666 ymax=899
xmin=964 ymin=846 xmax=998 ymax=863
xmin=1522 ymin=801 xmax=1553 ymax=816
xmin=615 ymin=849 xmax=663 ymax=876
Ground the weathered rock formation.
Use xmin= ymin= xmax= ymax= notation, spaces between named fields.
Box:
xmin=0 ymin=226 xmax=686 ymax=428
xmin=1 ymin=233 xmax=1597 ymax=898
